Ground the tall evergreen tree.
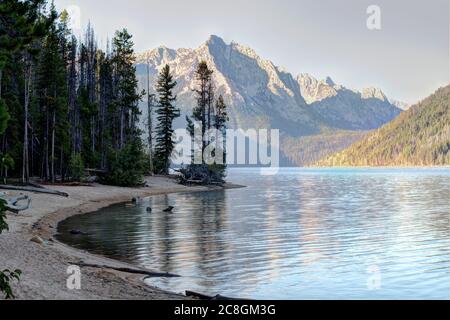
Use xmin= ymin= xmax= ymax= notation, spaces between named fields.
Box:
xmin=97 ymin=48 xmax=113 ymax=169
xmin=34 ymin=6 xmax=69 ymax=182
xmin=214 ymin=94 xmax=228 ymax=160
xmin=0 ymin=0 xmax=54 ymax=94
xmin=154 ymin=64 xmax=179 ymax=174
xmin=188 ymin=61 xmax=214 ymax=158
xmin=146 ymin=62 xmax=155 ymax=175
xmin=111 ymin=29 xmax=142 ymax=149
xmin=182 ymin=63 xmax=228 ymax=184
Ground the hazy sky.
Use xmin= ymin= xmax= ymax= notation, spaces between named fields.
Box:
xmin=53 ymin=0 xmax=449 ymax=104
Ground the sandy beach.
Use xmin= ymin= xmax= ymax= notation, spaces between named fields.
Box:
xmin=0 ymin=176 xmax=241 ymax=300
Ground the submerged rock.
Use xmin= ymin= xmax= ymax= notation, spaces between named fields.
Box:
xmin=132 ymin=196 xmax=142 ymax=204
xmin=70 ymin=229 xmax=88 ymax=236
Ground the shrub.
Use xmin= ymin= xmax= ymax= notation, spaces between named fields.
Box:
xmin=0 ymin=153 xmax=14 ymax=184
xmin=68 ymin=153 xmax=84 ymax=181
xmin=0 ymin=199 xmax=8 ymax=233
xmin=0 ymin=269 xmax=21 ymax=299
xmin=178 ymin=163 xmax=227 ymax=185
xmin=0 ymin=199 xmax=21 ymax=299
xmin=102 ymin=142 xmax=146 ymax=187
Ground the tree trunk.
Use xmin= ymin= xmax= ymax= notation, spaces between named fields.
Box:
xmin=31 ymin=117 xmax=35 ymax=177
xmin=60 ymin=147 xmax=64 ymax=182
xmin=45 ymin=108 xmax=50 ymax=180
xmin=120 ymin=106 xmax=124 ymax=149
xmin=91 ymin=116 xmax=94 ymax=155
xmin=22 ymin=61 xmax=31 ymax=183
xmin=147 ymin=63 xmax=154 ymax=175
xmin=51 ymin=108 xmax=56 ymax=183
xmin=0 ymin=185 xmax=69 ymax=197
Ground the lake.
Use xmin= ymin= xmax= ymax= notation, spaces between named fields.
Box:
xmin=57 ymin=168 xmax=450 ymax=299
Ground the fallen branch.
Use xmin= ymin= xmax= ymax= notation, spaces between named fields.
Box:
xmin=26 ymin=181 xmax=45 ymax=189
xmin=70 ymin=262 xmax=180 ymax=278
xmin=85 ymin=168 xmax=107 ymax=175
xmin=0 ymin=185 xmax=68 ymax=197
xmin=0 ymin=193 xmax=32 ymax=213
xmin=186 ymin=179 xmax=205 ymax=184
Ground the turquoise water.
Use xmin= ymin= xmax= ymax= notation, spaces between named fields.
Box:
xmin=57 ymin=168 xmax=450 ymax=299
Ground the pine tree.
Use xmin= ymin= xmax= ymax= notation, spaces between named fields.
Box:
xmin=146 ymin=62 xmax=155 ymax=174
xmin=182 ymin=63 xmax=228 ymax=184
xmin=67 ymin=35 xmax=78 ymax=154
xmin=76 ymin=24 xmax=99 ymax=169
xmin=154 ymin=64 xmax=179 ymax=174
xmin=214 ymin=94 xmax=228 ymax=159
xmin=0 ymin=0 xmax=55 ymax=94
xmin=212 ymin=95 xmax=228 ymax=180
xmin=34 ymin=6 xmax=69 ymax=182
xmin=188 ymin=61 xmax=214 ymax=158
xmin=111 ymin=29 xmax=142 ymax=149
xmin=97 ymin=48 xmax=114 ymax=169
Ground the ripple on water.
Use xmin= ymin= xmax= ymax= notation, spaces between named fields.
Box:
xmin=57 ymin=168 xmax=450 ymax=299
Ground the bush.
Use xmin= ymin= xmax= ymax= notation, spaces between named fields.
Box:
xmin=0 ymin=269 xmax=21 ymax=299
xmin=178 ymin=164 xmax=227 ymax=185
xmin=0 ymin=199 xmax=8 ymax=233
xmin=0 ymin=99 xmax=10 ymax=136
xmin=0 ymin=199 xmax=21 ymax=299
xmin=0 ymin=153 xmax=14 ymax=184
xmin=68 ymin=153 xmax=84 ymax=181
xmin=102 ymin=142 xmax=146 ymax=187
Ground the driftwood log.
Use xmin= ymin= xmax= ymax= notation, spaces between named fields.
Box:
xmin=0 ymin=192 xmax=31 ymax=213
xmin=0 ymin=184 xmax=68 ymax=197
xmin=26 ymin=181 xmax=45 ymax=189
xmin=71 ymin=262 xmax=180 ymax=278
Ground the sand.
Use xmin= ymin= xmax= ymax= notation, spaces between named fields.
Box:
xmin=0 ymin=176 xmax=241 ymax=300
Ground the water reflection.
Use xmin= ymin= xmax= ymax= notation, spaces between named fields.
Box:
xmin=57 ymin=168 xmax=450 ymax=299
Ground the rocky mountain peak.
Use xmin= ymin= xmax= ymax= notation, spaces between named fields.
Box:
xmin=205 ymin=34 xmax=226 ymax=46
xmin=297 ymin=73 xmax=339 ymax=104
xmin=361 ymin=87 xmax=387 ymax=101
xmin=325 ymin=76 xmax=335 ymax=86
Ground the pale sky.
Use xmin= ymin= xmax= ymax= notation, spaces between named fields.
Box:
xmin=53 ymin=0 xmax=449 ymax=104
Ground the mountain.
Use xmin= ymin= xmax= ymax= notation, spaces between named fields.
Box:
xmin=388 ymin=98 xmax=411 ymax=111
xmin=135 ymin=35 xmax=403 ymax=165
xmin=316 ymin=85 xmax=450 ymax=166
xmin=297 ymin=74 xmax=402 ymax=130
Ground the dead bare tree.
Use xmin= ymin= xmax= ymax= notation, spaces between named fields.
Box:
xmin=147 ymin=61 xmax=154 ymax=174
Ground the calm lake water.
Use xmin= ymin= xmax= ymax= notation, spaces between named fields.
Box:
xmin=57 ymin=168 xmax=450 ymax=299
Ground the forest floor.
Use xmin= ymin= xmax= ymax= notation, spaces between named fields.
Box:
xmin=0 ymin=176 xmax=242 ymax=300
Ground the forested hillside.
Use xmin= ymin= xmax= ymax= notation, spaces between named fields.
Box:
xmin=0 ymin=2 xmax=146 ymax=186
xmin=316 ymin=85 xmax=450 ymax=166
xmin=0 ymin=1 xmax=230 ymax=185
xmin=282 ymin=131 xmax=369 ymax=166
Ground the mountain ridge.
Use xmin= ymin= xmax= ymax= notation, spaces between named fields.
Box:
xmin=315 ymin=85 xmax=450 ymax=166
xmin=135 ymin=35 xmax=404 ymax=165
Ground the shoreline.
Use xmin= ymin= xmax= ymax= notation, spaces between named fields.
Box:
xmin=0 ymin=176 xmax=244 ymax=300
xmin=307 ymin=165 xmax=450 ymax=169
